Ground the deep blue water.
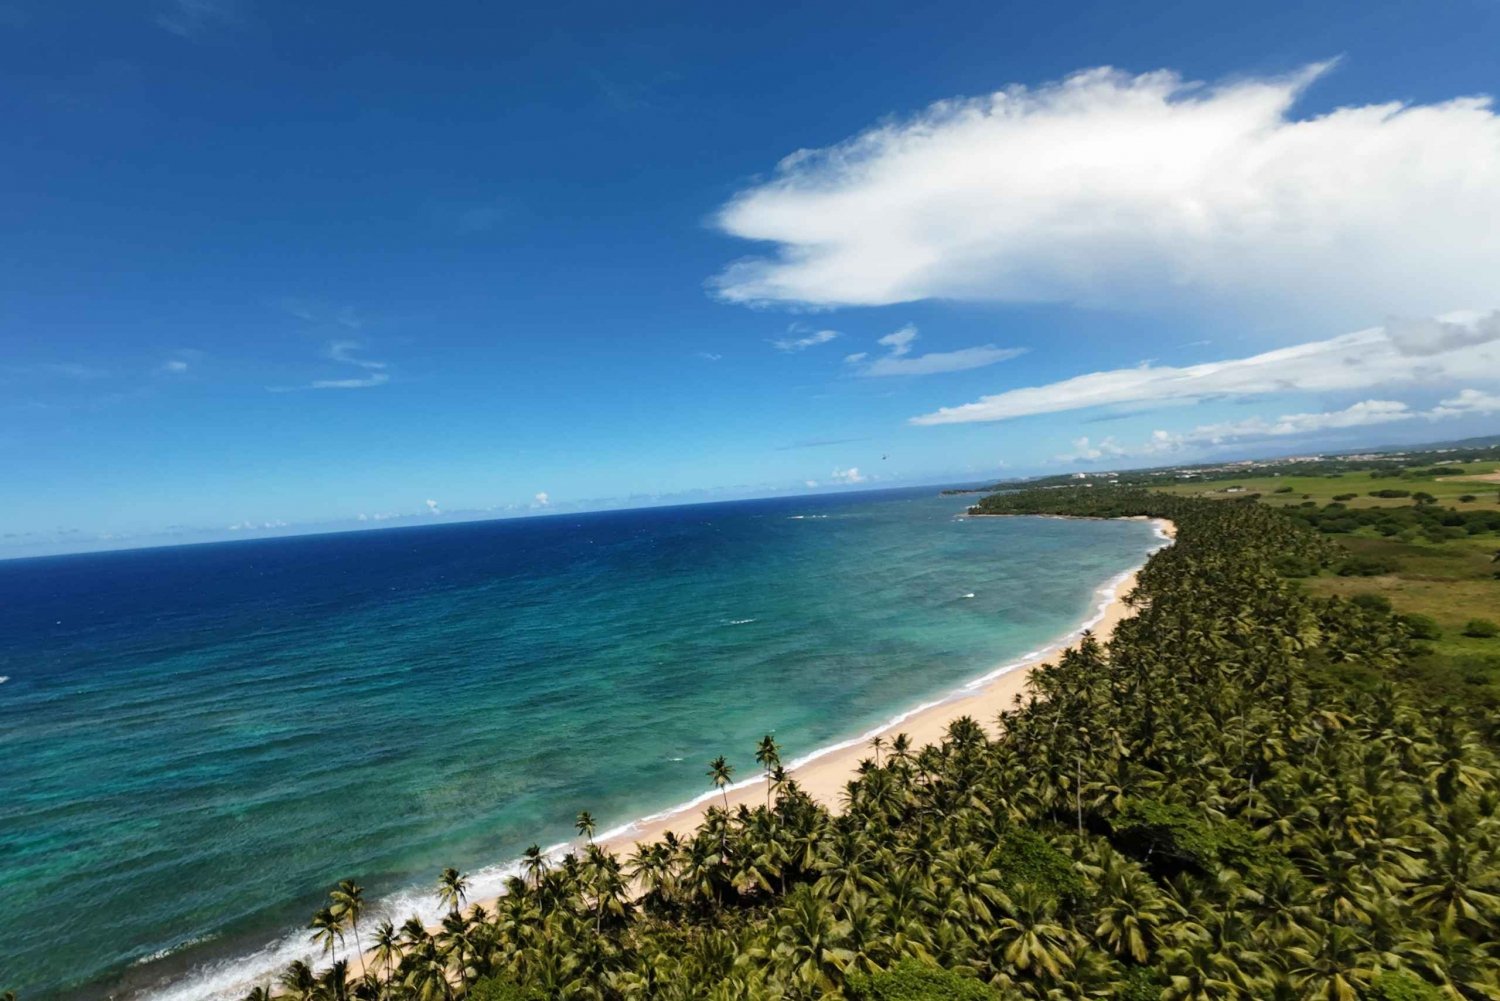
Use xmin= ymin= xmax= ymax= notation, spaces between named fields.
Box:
xmin=0 ymin=489 xmax=1160 ymax=1000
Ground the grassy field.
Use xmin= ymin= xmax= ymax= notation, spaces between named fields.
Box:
xmin=1154 ymin=460 xmax=1500 ymax=510
xmin=1160 ymin=462 xmax=1500 ymax=708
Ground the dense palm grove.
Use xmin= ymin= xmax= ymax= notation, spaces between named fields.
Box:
xmin=248 ymin=491 xmax=1497 ymax=999
xmin=16 ymin=489 xmax=1494 ymax=1001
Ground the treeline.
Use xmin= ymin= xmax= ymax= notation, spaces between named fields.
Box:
xmin=1285 ymin=500 xmax=1500 ymax=544
xmin=244 ymin=489 xmax=1493 ymax=1000
xmin=19 ymin=489 xmax=1492 ymax=1001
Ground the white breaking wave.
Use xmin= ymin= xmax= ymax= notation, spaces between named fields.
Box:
xmin=724 ymin=618 xmax=757 ymax=626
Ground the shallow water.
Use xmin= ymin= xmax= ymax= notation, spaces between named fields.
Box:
xmin=0 ymin=488 xmax=1159 ymax=1000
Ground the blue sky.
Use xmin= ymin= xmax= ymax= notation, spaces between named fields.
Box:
xmin=4 ymin=0 xmax=1500 ymax=556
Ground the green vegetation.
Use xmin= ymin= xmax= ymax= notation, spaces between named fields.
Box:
xmin=145 ymin=485 xmax=1496 ymax=1001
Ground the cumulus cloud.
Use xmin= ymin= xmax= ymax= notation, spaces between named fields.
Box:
xmin=847 ymin=324 xmax=1025 ymax=377
xmin=831 ymin=467 xmax=866 ymax=484
xmin=772 ymin=326 xmax=839 ymax=352
xmin=1057 ymin=436 xmax=1129 ymax=463
xmin=533 ymin=492 xmax=550 ymax=507
xmin=912 ymin=311 xmax=1500 ymax=426
xmin=425 ymin=499 xmax=441 ymax=515
xmin=712 ymin=64 xmax=1500 ymax=323
xmin=1432 ymin=388 xmax=1500 ymax=418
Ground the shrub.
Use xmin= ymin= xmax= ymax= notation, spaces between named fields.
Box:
xmin=1273 ymin=485 xmax=1294 ymax=493
xmin=1351 ymin=593 xmax=1392 ymax=614
xmin=995 ymin=827 xmax=1084 ymax=899
xmin=1462 ymin=619 xmax=1499 ymax=639
xmin=1370 ymin=489 xmax=1412 ymax=498
xmin=1116 ymin=968 xmax=1165 ymax=1001
xmin=468 ymin=978 xmax=546 ymax=1001
xmin=1371 ymin=970 xmax=1444 ymax=1001
xmin=1459 ymin=494 xmax=1477 ymax=503
xmin=1333 ymin=492 xmax=1358 ymax=501
xmin=1111 ymin=798 xmax=1264 ymax=876
xmin=1337 ymin=556 xmax=1397 ymax=576
xmin=1402 ymin=614 xmax=1442 ymax=640
xmin=846 ymin=959 xmax=1001 ymax=1001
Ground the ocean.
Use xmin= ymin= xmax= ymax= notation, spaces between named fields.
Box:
xmin=0 ymin=488 xmax=1162 ymax=1000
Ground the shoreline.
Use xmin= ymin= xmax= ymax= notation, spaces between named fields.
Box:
xmin=589 ymin=516 xmax=1175 ymax=854
xmin=145 ymin=514 xmax=1176 ymax=1001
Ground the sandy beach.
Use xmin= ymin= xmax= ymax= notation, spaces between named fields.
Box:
xmin=411 ymin=513 xmax=1178 ymax=940
xmin=339 ymin=516 xmax=1178 ymax=977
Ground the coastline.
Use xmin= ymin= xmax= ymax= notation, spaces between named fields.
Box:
xmin=147 ymin=514 xmax=1176 ymax=1001
xmin=588 ymin=516 xmax=1175 ymax=854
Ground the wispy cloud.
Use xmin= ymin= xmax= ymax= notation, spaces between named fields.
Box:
xmin=847 ymin=324 xmax=1025 ymax=377
xmin=712 ymin=63 xmax=1500 ymax=326
xmin=772 ymin=326 xmax=839 ymax=352
xmin=270 ymin=341 xmax=391 ymax=392
xmin=155 ymin=0 xmax=240 ymax=38
xmin=775 ymin=436 xmax=869 ymax=451
xmin=912 ymin=310 xmax=1500 ymax=426
xmin=831 ymin=466 xmax=866 ymax=484
xmin=280 ymin=299 xmax=364 ymax=330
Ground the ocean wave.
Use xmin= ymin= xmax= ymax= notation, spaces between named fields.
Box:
xmin=723 ymin=618 xmax=757 ymax=625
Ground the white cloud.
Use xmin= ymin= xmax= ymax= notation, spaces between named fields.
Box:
xmin=879 ymin=326 xmax=918 ymax=355
xmin=425 ymin=499 xmax=441 ymax=515
xmin=156 ymin=0 xmax=238 ymax=38
xmin=1432 ymin=388 xmax=1500 ymax=417
xmin=846 ymin=324 xmax=1025 ymax=377
xmin=271 ymin=340 xmax=392 ymax=392
xmin=712 ymin=64 xmax=1500 ymax=324
xmin=805 ymin=479 xmax=819 ymax=488
xmin=161 ymin=359 xmax=190 ymax=374
xmin=328 ymin=341 xmax=386 ymax=370
xmin=533 ymin=492 xmax=550 ymax=507
xmin=771 ymin=327 xmax=839 ymax=352
xmin=696 ymin=352 xmax=723 ymax=362
xmin=912 ymin=311 xmax=1500 ymax=425
xmin=831 ymin=467 xmax=866 ymax=484
xmin=1059 ymin=392 xmax=1496 ymax=463
xmin=1057 ymin=436 xmax=1129 ymax=463
xmin=307 ymin=374 xmax=389 ymax=390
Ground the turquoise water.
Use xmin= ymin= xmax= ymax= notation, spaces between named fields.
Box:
xmin=0 ymin=489 xmax=1161 ymax=1000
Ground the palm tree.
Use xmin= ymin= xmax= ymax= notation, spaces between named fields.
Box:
xmin=330 ymin=879 xmax=367 ymax=976
xmin=309 ymin=906 xmax=345 ymax=963
xmin=371 ymin=918 xmax=401 ymax=979
xmin=436 ymin=867 xmax=468 ymax=914
xmin=576 ymin=810 xmax=597 ymax=843
xmin=521 ymin=844 xmax=548 ymax=889
xmin=278 ymin=960 xmax=317 ymax=1001
xmin=756 ymin=734 xmax=781 ymax=809
xmin=707 ymin=755 xmax=735 ymax=811
xmin=869 ymin=734 xmax=885 ymax=766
